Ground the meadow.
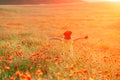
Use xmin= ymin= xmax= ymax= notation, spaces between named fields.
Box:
xmin=0 ymin=2 xmax=120 ymax=80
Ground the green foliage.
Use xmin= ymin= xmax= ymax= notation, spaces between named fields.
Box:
xmin=0 ymin=8 xmax=17 ymax=12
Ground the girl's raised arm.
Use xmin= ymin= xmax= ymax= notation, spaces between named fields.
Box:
xmin=50 ymin=38 xmax=63 ymax=41
xmin=73 ymin=36 xmax=88 ymax=41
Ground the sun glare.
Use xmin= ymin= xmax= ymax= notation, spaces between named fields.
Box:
xmin=106 ymin=0 xmax=120 ymax=2
xmin=84 ymin=0 xmax=120 ymax=2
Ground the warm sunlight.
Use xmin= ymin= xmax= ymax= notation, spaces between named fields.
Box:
xmin=106 ymin=0 xmax=120 ymax=2
xmin=1 ymin=0 xmax=120 ymax=80
xmin=84 ymin=0 xmax=120 ymax=2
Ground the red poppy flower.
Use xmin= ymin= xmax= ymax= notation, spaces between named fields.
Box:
xmin=10 ymin=77 xmax=15 ymax=80
xmin=64 ymin=31 xmax=72 ymax=40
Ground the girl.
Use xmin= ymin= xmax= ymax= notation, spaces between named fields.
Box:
xmin=50 ymin=31 xmax=88 ymax=56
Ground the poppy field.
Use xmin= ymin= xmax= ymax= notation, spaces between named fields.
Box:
xmin=0 ymin=2 xmax=120 ymax=80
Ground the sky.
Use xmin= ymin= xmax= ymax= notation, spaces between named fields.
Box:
xmin=0 ymin=0 xmax=80 ymax=4
xmin=84 ymin=0 xmax=107 ymax=1
xmin=84 ymin=0 xmax=120 ymax=2
xmin=0 ymin=0 xmax=120 ymax=4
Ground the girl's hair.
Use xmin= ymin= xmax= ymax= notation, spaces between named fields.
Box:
xmin=64 ymin=31 xmax=72 ymax=40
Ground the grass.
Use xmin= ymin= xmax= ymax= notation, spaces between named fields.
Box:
xmin=0 ymin=33 xmax=119 ymax=80
xmin=0 ymin=7 xmax=17 ymax=13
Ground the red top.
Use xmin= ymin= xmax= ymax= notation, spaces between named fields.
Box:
xmin=64 ymin=31 xmax=72 ymax=40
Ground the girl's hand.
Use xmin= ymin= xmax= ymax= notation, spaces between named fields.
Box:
xmin=84 ymin=36 xmax=88 ymax=39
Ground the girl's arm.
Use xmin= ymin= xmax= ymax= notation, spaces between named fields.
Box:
xmin=50 ymin=38 xmax=63 ymax=41
xmin=73 ymin=36 xmax=88 ymax=41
